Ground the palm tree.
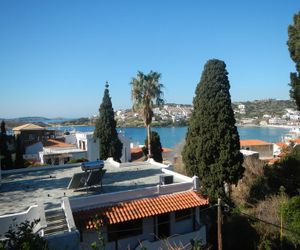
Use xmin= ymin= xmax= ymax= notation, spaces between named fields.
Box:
xmin=130 ymin=71 xmax=164 ymax=159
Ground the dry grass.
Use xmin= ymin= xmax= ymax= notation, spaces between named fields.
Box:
xmin=172 ymin=140 xmax=188 ymax=175
xmin=231 ymin=156 xmax=265 ymax=205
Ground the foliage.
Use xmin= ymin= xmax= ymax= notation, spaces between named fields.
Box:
xmin=248 ymin=176 xmax=271 ymax=204
xmin=266 ymin=145 xmax=300 ymax=197
xmin=90 ymin=215 xmax=105 ymax=250
xmin=0 ymin=220 xmax=48 ymax=250
xmin=182 ymin=59 xmax=244 ymax=202
xmin=94 ymin=83 xmax=123 ymax=162
xmin=67 ymin=157 xmax=88 ymax=164
xmin=282 ymin=196 xmax=300 ymax=247
xmin=142 ymin=131 xmax=163 ymax=162
xmin=0 ymin=120 xmax=13 ymax=169
xmin=288 ymin=11 xmax=300 ymax=109
xmin=222 ymin=213 xmax=259 ymax=250
xmin=172 ymin=140 xmax=187 ymax=175
xmin=231 ymin=157 xmax=265 ymax=205
xmin=130 ymin=71 xmax=164 ymax=158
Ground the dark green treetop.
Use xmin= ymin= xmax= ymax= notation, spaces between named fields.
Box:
xmin=182 ymin=59 xmax=244 ymax=201
xmin=94 ymin=82 xmax=123 ymax=162
xmin=142 ymin=131 xmax=163 ymax=163
xmin=288 ymin=11 xmax=300 ymax=110
xmin=282 ymin=196 xmax=300 ymax=247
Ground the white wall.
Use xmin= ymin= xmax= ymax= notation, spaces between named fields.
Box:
xmin=118 ymin=133 xmax=131 ymax=162
xmin=65 ymin=134 xmax=77 ymax=145
xmin=74 ymin=132 xmax=131 ymax=163
xmin=0 ymin=205 xmax=40 ymax=240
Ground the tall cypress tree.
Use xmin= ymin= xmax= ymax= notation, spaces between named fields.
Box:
xmin=0 ymin=120 xmax=13 ymax=169
xmin=288 ymin=11 xmax=300 ymax=110
xmin=182 ymin=59 xmax=244 ymax=201
xmin=94 ymin=82 xmax=123 ymax=162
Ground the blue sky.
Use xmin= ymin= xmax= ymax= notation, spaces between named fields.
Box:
xmin=0 ymin=1 xmax=299 ymax=118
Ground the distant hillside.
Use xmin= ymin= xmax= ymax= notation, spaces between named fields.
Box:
xmin=232 ymin=99 xmax=297 ymax=119
xmin=1 ymin=117 xmax=50 ymax=129
xmin=1 ymin=99 xmax=297 ymax=128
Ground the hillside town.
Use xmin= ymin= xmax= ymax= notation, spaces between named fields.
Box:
xmin=88 ymin=100 xmax=300 ymax=128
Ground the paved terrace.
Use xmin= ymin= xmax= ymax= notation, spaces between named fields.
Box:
xmin=0 ymin=161 xmax=183 ymax=215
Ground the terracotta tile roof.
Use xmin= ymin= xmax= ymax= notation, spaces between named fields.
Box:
xmin=240 ymin=139 xmax=272 ymax=146
xmin=130 ymin=147 xmax=143 ymax=154
xmin=162 ymin=148 xmax=173 ymax=153
xmin=43 ymin=139 xmax=76 ymax=148
xmin=130 ymin=147 xmax=172 ymax=153
xmin=13 ymin=123 xmax=45 ymax=131
xmin=73 ymin=191 xmax=208 ymax=229
xmin=291 ymin=138 xmax=300 ymax=144
xmin=275 ymin=142 xmax=288 ymax=148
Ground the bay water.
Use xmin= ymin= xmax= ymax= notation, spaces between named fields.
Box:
xmin=54 ymin=126 xmax=290 ymax=149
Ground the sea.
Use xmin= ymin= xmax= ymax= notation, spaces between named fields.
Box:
xmin=52 ymin=125 xmax=291 ymax=149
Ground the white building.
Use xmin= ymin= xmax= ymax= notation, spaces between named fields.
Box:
xmin=39 ymin=139 xmax=86 ymax=165
xmin=268 ymin=117 xmax=286 ymax=125
xmin=66 ymin=131 xmax=131 ymax=163
xmin=0 ymin=160 xmax=209 ymax=250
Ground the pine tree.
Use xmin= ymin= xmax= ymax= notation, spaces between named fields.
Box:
xmin=94 ymin=82 xmax=123 ymax=162
xmin=143 ymin=131 xmax=163 ymax=163
xmin=182 ymin=59 xmax=244 ymax=201
xmin=288 ymin=11 xmax=300 ymax=109
xmin=0 ymin=120 xmax=13 ymax=169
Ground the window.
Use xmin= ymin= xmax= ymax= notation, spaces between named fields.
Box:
xmin=175 ymin=208 xmax=192 ymax=222
xmin=82 ymin=141 xmax=86 ymax=150
xmin=107 ymin=219 xmax=143 ymax=242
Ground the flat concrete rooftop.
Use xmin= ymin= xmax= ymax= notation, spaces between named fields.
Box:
xmin=0 ymin=162 xmax=183 ymax=215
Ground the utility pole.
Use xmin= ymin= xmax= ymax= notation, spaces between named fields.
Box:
xmin=218 ymin=198 xmax=222 ymax=250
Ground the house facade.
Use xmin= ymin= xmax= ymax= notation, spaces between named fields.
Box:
xmin=73 ymin=190 xmax=207 ymax=250
xmin=68 ymin=131 xmax=131 ymax=163
xmin=12 ymin=124 xmax=56 ymax=151
xmin=39 ymin=139 xmax=86 ymax=165
xmin=240 ymin=139 xmax=274 ymax=159
xmin=0 ymin=160 xmax=208 ymax=250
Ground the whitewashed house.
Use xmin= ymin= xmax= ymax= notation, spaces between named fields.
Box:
xmin=65 ymin=131 xmax=131 ymax=163
xmin=39 ymin=139 xmax=86 ymax=165
xmin=0 ymin=160 xmax=209 ymax=250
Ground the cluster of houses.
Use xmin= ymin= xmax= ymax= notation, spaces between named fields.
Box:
xmin=12 ymin=123 xmax=131 ymax=166
xmin=240 ymin=137 xmax=300 ymax=165
xmin=115 ymin=104 xmax=193 ymax=124
xmin=237 ymin=107 xmax=300 ymax=126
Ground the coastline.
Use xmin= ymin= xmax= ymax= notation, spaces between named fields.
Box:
xmin=50 ymin=123 xmax=297 ymax=130
xmin=237 ymin=124 xmax=297 ymax=129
